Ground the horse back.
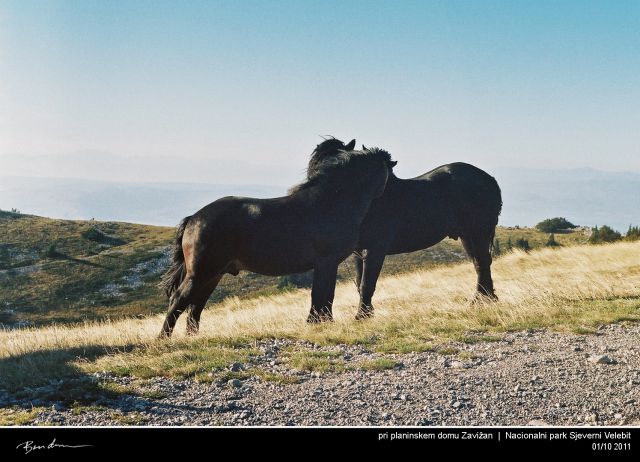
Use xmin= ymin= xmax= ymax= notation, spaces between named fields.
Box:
xmin=417 ymin=162 xmax=502 ymax=229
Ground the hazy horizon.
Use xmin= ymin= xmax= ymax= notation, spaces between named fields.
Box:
xmin=2 ymin=165 xmax=639 ymax=232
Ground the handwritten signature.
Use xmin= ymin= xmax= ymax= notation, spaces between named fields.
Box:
xmin=16 ymin=438 xmax=92 ymax=454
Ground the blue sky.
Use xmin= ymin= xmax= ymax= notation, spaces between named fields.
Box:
xmin=1 ymin=0 xmax=639 ymax=184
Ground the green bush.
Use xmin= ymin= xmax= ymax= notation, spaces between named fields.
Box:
xmin=535 ymin=217 xmax=577 ymax=233
xmin=0 ymin=209 xmax=22 ymax=219
xmin=81 ymin=226 xmax=124 ymax=245
xmin=43 ymin=244 xmax=62 ymax=259
xmin=515 ymin=238 xmax=530 ymax=252
xmin=82 ymin=227 xmax=108 ymax=242
xmin=589 ymin=225 xmax=622 ymax=244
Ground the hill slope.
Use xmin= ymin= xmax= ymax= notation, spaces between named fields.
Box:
xmin=0 ymin=211 xmax=589 ymax=328
xmin=0 ymin=212 xmax=174 ymax=326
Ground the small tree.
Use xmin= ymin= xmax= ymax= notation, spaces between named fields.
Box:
xmin=589 ymin=225 xmax=622 ymax=244
xmin=545 ymin=233 xmax=560 ymax=247
xmin=492 ymin=239 xmax=501 ymax=257
xmin=535 ymin=217 xmax=577 ymax=233
xmin=625 ymin=225 xmax=640 ymax=241
xmin=506 ymin=237 xmax=513 ymax=251
xmin=515 ymin=238 xmax=530 ymax=252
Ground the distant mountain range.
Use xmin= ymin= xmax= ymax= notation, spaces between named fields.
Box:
xmin=0 ymin=177 xmax=284 ymax=226
xmin=1 ymin=167 xmax=638 ymax=230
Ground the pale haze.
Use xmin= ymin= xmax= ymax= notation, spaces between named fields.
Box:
xmin=1 ymin=1 xmax=639 ymax=228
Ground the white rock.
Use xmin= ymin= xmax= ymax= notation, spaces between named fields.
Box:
xmin=589 ymin=355 xmax=617 ymax=365
xmin=527 ymin=419 xmax=549 ymax=426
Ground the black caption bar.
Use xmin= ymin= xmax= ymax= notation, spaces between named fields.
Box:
xmin=1 ymin=427 xmax=637 ymax=457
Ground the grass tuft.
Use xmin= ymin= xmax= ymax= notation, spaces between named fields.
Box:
xmin=357 ymin=358 xmax=400 ymax=371
xmin=0 ymin=407 xmax=46 ymax=426
xmin=286 ymin=350 xmax=345 ymax=373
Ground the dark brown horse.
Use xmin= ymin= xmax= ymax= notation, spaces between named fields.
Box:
xmin=307 ymin=138 xmax=502 ymax=319
xmin=158 ymin=146 xmax=397 ymax=337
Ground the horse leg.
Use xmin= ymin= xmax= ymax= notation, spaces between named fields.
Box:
xmin=461 ymin=233 xmax=497 ymax=302
xmin=307 ymin=258 xmax=339 ymax=323
xmin=186 ymin=274 xmax=223 ymax=336
xmin=355 ymin=253 xmax=385 ymax=320
xmin=159 ymin=276 xmax=198 ymax=338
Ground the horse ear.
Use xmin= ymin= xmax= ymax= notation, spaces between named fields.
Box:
xmin=362 ymin=144 xmax=367 ymax=150
xmin=388 ymin=160 xmax=398 ymax=168
xmin=345 ymin=139 xmax=356 ymax=150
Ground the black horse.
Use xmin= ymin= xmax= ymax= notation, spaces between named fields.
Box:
xmin=158 ymin=146 xmax=397 ymax=337
xmin=307 ymin=138 xmax=502 ymax=319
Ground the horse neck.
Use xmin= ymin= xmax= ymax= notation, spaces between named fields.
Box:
xmin=382 ymin=173 xmax=402 ymax=192
xmin=386 ymin=173 xmax=400 ymax=185
xmin=296 ymin=177 xmax=376 ymax=218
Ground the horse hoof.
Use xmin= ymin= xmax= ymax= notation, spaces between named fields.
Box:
xmin=307 ymin=312 xmax=334 ymax=323
xmin=158 ymin=331 xmax=172 ymax=340
xmin=306 ymin=313 xmax=322 ymax=323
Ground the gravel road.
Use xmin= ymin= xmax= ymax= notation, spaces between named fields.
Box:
xmin=7 ymin=323 xmax=640 ymax=426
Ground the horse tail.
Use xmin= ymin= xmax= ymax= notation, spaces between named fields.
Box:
xmin=488 ymin=176 xmax=502 ymax=255
xmin=159 ymin=216 xmax=191 ymax=297
xmin=493 ymin=176 xmax=503 ymax=218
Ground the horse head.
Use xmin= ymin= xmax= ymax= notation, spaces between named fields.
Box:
xmin=307 ymin=137 xmax=356 ymax=178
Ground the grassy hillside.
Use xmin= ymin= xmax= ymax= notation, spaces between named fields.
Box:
xmin=0 ymin=211 xmax=589 ymax=327
xmin=0 ymin=212 xmax=173 ymax=326
xmin=1 ymin=241 xmax=638 ymax=395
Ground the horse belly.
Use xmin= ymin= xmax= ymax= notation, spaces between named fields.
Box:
xmin=387 ymin=211 xmax=453 ymax=254
xmin=389 ymin=232 xmax=447 ymax=255
xmin=236 ymin=237 xmax=315 ymax=276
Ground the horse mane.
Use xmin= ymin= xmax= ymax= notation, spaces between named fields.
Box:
xmin=362 ymin=147 xmax=392 ymax=159
xmin=307 ymin=137 xmax=349 ymax=178
xmin=288 ymin=147 xmax=392 ymax=195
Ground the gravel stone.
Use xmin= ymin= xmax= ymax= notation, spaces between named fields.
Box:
xmin=229 ymin=363 xmax=244 ymax=372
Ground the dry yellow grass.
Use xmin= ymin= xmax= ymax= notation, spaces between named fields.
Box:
xmin=1 ymin=241 xmax=639 ymax=390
